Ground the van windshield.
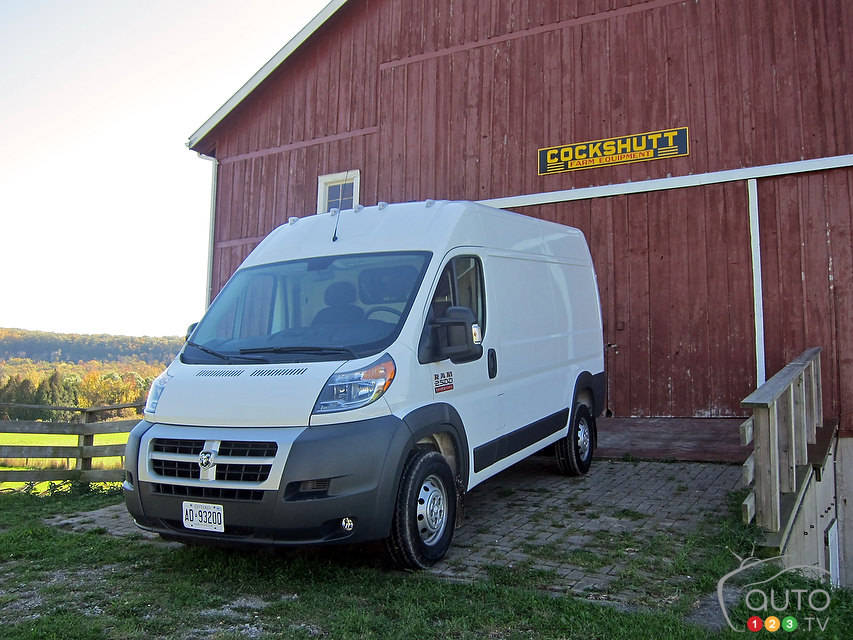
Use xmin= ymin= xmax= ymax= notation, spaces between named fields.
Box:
xmin=183 ymin=251 xmax=432 ymax=364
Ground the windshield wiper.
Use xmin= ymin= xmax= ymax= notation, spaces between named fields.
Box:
xmin=186 ymin=341 xmax=267 ymax=363
xmin=238 ymin=345 xmax=357 ymax=358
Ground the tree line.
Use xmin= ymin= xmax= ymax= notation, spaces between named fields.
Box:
xmin=0 ymin=367 xmax=160 ymax=421
xmin=0 ymin=328 xmax=183 ymax=364
xmin=0 ymin=329 xmax=178 ymax=421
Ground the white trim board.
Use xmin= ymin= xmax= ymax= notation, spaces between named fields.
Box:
xmin=206 ymin=158 xmax=219 ymax=309
xmin=747 ymin=178 xmax=766 ymax=386
xmin=478 ymin=154 xmax=853 ymax=209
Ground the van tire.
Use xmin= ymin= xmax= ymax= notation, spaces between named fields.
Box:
xmin=386 ymin=449 xmax=456 ymax=569
xmin=555 ymin=404 xmax=594 ymax=476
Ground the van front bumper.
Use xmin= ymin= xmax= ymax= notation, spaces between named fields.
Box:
xmin=123 ymin=414 xmax=412 ymax=546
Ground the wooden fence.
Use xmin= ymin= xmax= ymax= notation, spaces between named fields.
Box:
xmin=740 ymin=347 xmax=830 ymax=535
xmin=0 ymin=401 xmax=144 ymax=484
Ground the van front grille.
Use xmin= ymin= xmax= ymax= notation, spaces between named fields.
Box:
xmin=218 ymin=441 xmax=277 ymax=457
xmin=151 ymin=483 xmax=265 ymax=502
xmin=147 ymin=434 xmax=280 ymax=489
xmin=215 ymin=464 xmax=271 ymax=483
xmin=152 ymin=439 xmax=204 ymax=455
xmin=152 ymin=459 xmax=200 ymax=479
xmin=150 ymin=458 xmax=272 ymax=483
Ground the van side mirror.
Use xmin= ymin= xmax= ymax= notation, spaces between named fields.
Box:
xmin=420 ymin=306 xmax=483 ymax=364
xmin=185 ymin=322 xmax=199 ymax=342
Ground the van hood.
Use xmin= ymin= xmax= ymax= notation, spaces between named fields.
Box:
xmin=147 ymin=361 xmax=343 ymax=427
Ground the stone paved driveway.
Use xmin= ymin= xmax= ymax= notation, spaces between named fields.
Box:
xmin=430 ymin=455 xmax=741 ymax=602
xmin=46 ymin=455 xmax=742 ymax=605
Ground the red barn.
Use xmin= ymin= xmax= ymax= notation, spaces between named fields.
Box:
xmin=188 ymin=0 xmax=853 ymax=567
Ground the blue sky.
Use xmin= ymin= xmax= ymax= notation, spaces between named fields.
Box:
xmin=0 ymin=0 xmax=330 ymax=336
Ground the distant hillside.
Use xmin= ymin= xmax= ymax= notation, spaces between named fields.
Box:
xmin=0 ymin=328 xmax=183 ymax=365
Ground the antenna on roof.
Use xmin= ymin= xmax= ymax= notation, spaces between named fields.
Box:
xmin=331 ymin=208 xmax=341 ymax=242
xmin=331 ymin=169 xmax=351 ymax=242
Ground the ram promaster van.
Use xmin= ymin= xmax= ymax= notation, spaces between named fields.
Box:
xmin=124 ymin=200 xmax=605 ymax=568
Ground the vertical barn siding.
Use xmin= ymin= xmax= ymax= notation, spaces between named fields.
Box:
xmin=518 ymin=183 xmax=755 ymax=417
xmin=758 ymin=168 xmax=853 ymax=434
xmin=200 ymin=0 xmax=852 ymax=421
xmin=367 ymin=0 xmax=852 ymax=202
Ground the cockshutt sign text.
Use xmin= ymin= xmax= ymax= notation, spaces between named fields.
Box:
xmin=538 ymin=127 xmax=689 ymax=175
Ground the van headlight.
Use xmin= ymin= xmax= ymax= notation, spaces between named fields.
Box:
xmin=313 ymin=354 xmax=395 ymax=414
xmin=144 ymin=371 xmax=170 ymax=415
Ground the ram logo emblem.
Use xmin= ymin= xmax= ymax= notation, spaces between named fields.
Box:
xmin=198 ymin=450 xmax=215 ymax=470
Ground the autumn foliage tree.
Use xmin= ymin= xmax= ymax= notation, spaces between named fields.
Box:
xmin=0 ymin=369 xmax=157 ymax=420
xmin=0 ymin=330 xmax=174 ymax=420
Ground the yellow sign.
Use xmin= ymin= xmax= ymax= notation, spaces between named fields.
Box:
xmin=538 ymin=127 xmax=689 ymax=175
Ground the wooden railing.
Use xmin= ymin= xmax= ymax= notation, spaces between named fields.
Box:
xmin=0 ymin=401 xmax=144 ymax=484
xmin=740 ymin=347 xmax=824 ymax=532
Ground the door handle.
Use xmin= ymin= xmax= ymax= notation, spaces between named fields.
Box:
xmin=488 ymin=348 xmax=498 ymax=379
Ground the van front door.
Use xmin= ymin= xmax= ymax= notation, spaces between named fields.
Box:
xmin=422 ymin=254 xmax=503 ymax=489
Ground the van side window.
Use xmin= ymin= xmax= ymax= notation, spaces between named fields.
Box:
xmin=431 ymin=256 xmax=486 ymax=332
xmin=431 ymin=265 xmax=454 ymax=319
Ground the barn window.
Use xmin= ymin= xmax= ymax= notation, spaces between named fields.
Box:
xmin=317 ymin=170 xmax=360 ymax=213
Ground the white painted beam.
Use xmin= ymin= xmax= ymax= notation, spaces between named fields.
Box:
xmin=748 ymin=178 xmax=766 ymax=386
xmin=479 ymin=154 xmax=853 ymax=209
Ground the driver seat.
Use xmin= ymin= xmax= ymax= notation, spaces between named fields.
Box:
xmin=313 ymin=281 xmax=364 ymax=326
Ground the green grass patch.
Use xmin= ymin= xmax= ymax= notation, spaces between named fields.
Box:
xmin=613 ymin=508 xmax=649 ymax=520
xmin=0 ymin=484 xmax=124 ymax=528
xmin=0 ymin=519 xmax=715 ymax=640
xmin=1 ymin=487 xmax=851 ymax=639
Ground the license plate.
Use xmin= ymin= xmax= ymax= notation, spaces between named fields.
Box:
xmin=182 ymin=501 xmax=224 ymax=533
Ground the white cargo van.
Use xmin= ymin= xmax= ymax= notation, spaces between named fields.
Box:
xmin=124 ymin=200 xmax=605 ymax=568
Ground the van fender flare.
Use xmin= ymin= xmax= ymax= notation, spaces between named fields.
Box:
xmin=401 ymin=403 xmax=470 ymax=491
xmin=569 ymin=370 xmax=606 ymax=447
xmin=371 ymin=405 xmax=469 ymax=541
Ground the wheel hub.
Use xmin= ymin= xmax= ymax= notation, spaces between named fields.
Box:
xmin=417 ymin=474 xmax=447 ymax=545
xmin=577 ymin=418 xmax=591 ymax=460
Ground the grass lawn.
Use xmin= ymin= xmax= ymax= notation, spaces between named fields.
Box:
xmin=1 ymin=487 xmax=851 ymax=639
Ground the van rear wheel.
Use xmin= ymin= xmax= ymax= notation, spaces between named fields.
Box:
xmin=386 ymin=450 xmax=456 ymax=569
xmin=555 ymin=404 xmax=594 ymax=476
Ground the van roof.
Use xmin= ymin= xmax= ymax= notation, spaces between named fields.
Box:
xmin=241 ymin=200 xmax=589 ymax=269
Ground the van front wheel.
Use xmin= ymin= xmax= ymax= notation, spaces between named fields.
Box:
xmin=386 ymin=450 xmax=456 ymax=569
xmin=555 ymin=404 xmax=594 ymax=476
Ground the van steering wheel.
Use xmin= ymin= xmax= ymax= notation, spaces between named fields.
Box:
xmin=366 ymin=306 xmax=403 ymax=320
